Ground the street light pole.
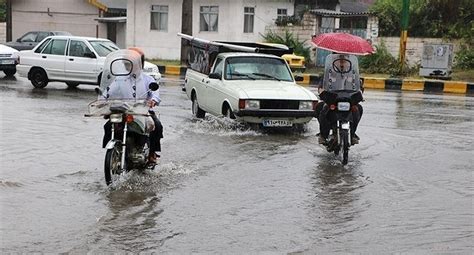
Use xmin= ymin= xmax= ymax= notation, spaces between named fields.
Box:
xmin=399 ymin=0 xmax=410 ymax=73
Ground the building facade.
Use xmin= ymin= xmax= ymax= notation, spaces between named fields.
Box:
xmin=10 ymin=0 xmax=107 ymax=41
xmin=127 ymin=0 xmax=295 ymax=60
xmin=7 ymin=0 xmax=127 ymax=47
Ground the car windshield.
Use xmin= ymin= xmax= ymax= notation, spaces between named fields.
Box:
xmin=89 ymin=40 xmax=120 ymax=57
xmin=224 ymin=57 xmax=293 ymax=82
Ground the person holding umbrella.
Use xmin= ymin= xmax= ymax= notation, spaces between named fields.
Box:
xmin=315 ymin=53 xmax=363 ymax=145
xmin=311 ymin=33 xmax=374 ymax=145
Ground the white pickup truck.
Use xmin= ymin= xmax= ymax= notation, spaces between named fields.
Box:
xmin=184 ymin=52 xmax=318 ymax=128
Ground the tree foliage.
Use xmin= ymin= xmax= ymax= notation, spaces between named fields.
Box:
xmin=371 ymin=0 xmax=474 ymax=69
xmin=0 ymin=0 xmax=5 ymax=22
xmin=371 ymin=0 xmax=473 ymax=41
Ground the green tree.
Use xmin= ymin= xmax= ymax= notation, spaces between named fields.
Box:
xmin=371 ymin=0 xmax=473 ymax=40
xmin=371 ymin=0 xmax=474 ymax=69
xmin=0 ymin=0 xmax=5 ymax=22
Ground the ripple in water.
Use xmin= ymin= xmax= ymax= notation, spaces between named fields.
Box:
xmin=0 ymin=180 xmax=24 ymax=188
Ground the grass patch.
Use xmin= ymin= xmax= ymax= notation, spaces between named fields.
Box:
xmin=147 ymin=59 xmax=181 ymax=66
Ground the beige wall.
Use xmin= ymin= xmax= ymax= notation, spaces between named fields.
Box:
xmin=11 ymin=0 xmax=107 ymax=40
xmin=193 ymin=0 xmax=295 ymax=42
xmin=128 ymin=0 xmax=295 ymax=60
xmin=0 ymin=22 xmax=5 ymax=43
xmin=374 ymin=37 xmax=460 ymax=66
xmin=127 ymin=0 xmax=183 ymax=60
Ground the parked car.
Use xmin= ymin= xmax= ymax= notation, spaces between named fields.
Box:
xmin=185 ymin=52 xmax=317 ymax=128
xmin=282 ymin=53 xmax=306 ymax=73
xmin=0 ymin=44 xmax=19 ymax=77
xmin=259 ymin=43 xmax=306 ymax=72
xmin=17 ymin=35 xmax=161 ymax=88
xmin=4 ymin=31 xmax=72 ymax=51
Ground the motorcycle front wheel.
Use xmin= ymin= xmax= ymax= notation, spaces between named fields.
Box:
xmin=104 ymin=146 xmax=122 ymax=185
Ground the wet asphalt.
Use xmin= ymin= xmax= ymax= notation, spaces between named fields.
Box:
xmin=1 ymin=75 xmax=473 ymax=253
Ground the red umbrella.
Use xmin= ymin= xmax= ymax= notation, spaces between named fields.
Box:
xmin=312 ymin=32 xmax=375 ymax=55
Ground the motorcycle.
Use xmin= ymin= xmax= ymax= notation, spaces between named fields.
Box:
xmin=319 ymin=90 xmax=363 ymax=165
xmin=85 ymin=50 xmax=159 ymax=185
xmin=318 ymin=53 xmax=364 ymax=165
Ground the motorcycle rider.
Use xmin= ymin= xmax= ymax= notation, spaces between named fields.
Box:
xmin=316 ymin=53 xmax=363 ymax=145
xmin=101 ymin=48 xmax=163 ymax=164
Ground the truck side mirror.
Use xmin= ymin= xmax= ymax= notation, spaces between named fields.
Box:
xmin=294 ymin=75 xmax=304 ymax=82
xmin=209 ymin=72 xmax=222 ymax=80
xmin=149 ymin=82 xmax=159 ymax=91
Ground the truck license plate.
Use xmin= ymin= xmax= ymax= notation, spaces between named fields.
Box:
xmin=262 ymin=120 xmax=293 ymax=127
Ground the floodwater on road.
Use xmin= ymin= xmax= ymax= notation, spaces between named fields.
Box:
xmin=1 ymin=76 xmax=473 ymax=253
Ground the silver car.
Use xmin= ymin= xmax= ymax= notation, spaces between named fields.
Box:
xmin=4 ymin=31 xmax=72 ymax=51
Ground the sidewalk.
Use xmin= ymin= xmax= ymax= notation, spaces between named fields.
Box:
xmin=157 ymin=65 xmax=474 ymax=95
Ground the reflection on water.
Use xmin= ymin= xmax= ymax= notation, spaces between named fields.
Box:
xmin=308 ymin=157 xmax=371 ymax=246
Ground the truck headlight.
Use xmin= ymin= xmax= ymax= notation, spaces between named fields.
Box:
xmin=299 ymin=101 xmax=313 ymax=110
xmin=245 ymin=100 xmax=260 ymax=109
xmin=239 ymin=99 xmax=260 ymax=109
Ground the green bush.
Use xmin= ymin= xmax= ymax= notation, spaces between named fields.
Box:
xmin=455 ymin=45 xmax=474 ymax=69
xmin=275 ymin=16 xmax=301 ymax=26
xmin=360 ymin=41 xmax=398 ymax=73
xmin=359 ymin=40 xmax=417 ymax=77
xmin=261 ymin=30 xmax=311 ymax=65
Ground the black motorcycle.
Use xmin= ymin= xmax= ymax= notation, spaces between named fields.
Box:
xmin=319 ymin=90 xmax=363 ymax=165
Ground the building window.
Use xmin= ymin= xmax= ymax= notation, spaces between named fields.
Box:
xmin=200 ymin=6 xmax=219 ymax=32
xmin=151 ymin=5 xmax=168 ymax=31
xmin=244 ymin=7 xmax=254 ymax=33
xmin=277 ymin=8 xmax=287 ymax=19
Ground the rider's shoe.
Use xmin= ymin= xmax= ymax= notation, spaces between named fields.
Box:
xmin=318 ymin=135 xmax=328 ymax=145
xmin=148 ymin=152 xmax=160 ymax=164
xmin=351 ymin=134 xmax=360 ymax=145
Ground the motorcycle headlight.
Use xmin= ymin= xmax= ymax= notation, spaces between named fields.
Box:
xmin=299 ymin=101 xmax=313 ymax=110
xmin=110 ymin=113 xmax=123 ymax=123
xmin=245 ymin=100 xmax=260 ymax=110
xmin=337 ymin=102 xmax=351 ymax=111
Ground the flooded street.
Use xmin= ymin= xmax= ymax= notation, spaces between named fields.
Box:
xmin=1 ymin=77 xmax=473 ymax=253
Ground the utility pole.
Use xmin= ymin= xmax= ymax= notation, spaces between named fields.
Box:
xmin=181 ymin=0 xmax=193 ymax=65
xmin=399 ymin=0 xmax=409 ymax=73
xmin=6 ymin=0 xmax=12 ymax=41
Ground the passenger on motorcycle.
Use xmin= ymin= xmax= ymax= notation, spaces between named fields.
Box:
xmin=315 ymin=53 xmax=364 ymax=145
xmin=100 ymin=49 xmax=163 ymax=164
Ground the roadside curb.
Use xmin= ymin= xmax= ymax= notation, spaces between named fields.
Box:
xmin=295 ymin=74 xmax=473 ymax=94
xmin=157 ymin=65 xmax=187 ymax=76
xmin=157 ymin=65 xmax=473 ymax=94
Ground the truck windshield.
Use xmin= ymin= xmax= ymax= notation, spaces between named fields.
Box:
xmin=89 ymin=41 xmax=120 ymax=57
xmin=224 ymin=57 xmax=293 ymax=82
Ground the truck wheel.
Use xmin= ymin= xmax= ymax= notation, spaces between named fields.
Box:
xmin=192 ymin=94 xmax=206 ymax=118
xmin=30 ymin=68 xmax=48 ymax=88
xmin=224 ymin=104 xmax=235 ymax=119
xmin=3 ymin=69 xmax=16 ymax=77
xmin=66 ymin=82 xmax=80 ymax=88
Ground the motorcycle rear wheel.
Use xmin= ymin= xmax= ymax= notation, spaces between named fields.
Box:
xmin=341 ymin=129 xmax=349 ymax=165
xmin=104 ymin=147 xmax=121 ymax=185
